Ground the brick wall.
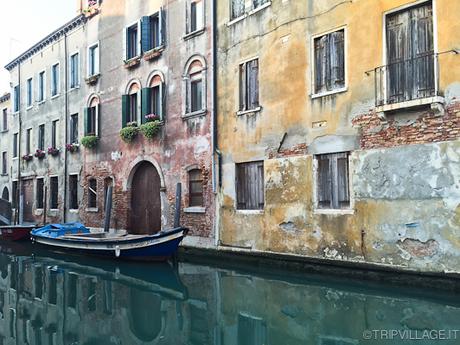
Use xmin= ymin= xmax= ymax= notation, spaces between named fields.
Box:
xmin=352 ymin=103 xmax=460 ymax=149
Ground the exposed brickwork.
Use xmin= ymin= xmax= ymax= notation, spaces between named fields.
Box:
xmin=352 ymin=103 xmax=460 ymax=149
xmin=267 ymin=143 xmax=308 ymax=159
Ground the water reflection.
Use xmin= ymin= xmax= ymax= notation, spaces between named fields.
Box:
xmin=0 ymin=243 xmax=458 ymax=345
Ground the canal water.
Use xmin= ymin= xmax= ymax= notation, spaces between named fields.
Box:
xmin=0 ymin=243 xmax=458 ymax=345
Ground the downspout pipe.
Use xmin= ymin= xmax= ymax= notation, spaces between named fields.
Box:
xmin=63 ymin=32 xmax=69 ymax=223
xmin=16 ymin=63 xmax=22 ymax=225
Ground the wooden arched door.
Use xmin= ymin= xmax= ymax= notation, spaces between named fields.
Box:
xmin=130 ymin=162 xmax=161 ymax=234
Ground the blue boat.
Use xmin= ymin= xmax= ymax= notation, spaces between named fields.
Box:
xmin=31 ymin=223 xmax=188 ymax=261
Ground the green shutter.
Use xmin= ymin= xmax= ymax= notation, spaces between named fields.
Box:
xmin=141 ymin=88 xmax=152 ymax=124
xmin=122 ymin=95 xmax=129 ymax=128
xmin=84 ymin=107 xmax=90 ymax=135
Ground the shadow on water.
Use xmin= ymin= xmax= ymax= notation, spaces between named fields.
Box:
xmin=0 ymin=242 xmax=459 ymax=345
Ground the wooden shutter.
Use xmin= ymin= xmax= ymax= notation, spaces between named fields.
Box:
xmin=141 ymin=16 xmax=152 ymax=52
xmin=337 ymin=153 xmax=350 ymax=207
xmin=141 ymin=88 xmax=152 ymax=123
xmin=121 ymin=95 xmax=128 ymax=128
xmin=84 ymin=108 xmax=90 ymax=135
xmin=160 ymin=8 xmax=166 ymax=46
xmin=248 ymin=59 xmax=259 ymax=109
xmin=317 ymin=155 xmax=332 ymax=208
xmin=236 ymin=161 xmax=264 ymax=210
xmin=123 ymin=27 xmax=128 ymax=61
xmin=239 ymin=64 xmax=246 ymax=111
xmin=160 ymin=82 xmax=165 ymax=120
xmin=314 ymin=36 xmax=326 ymax=94
xmin=331 ymin=30 xmax=345 ymax=87
xmin=96 ymin=104 xmax=101 ymax=137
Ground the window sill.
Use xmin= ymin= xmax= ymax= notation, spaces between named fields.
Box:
xmin=144 ymin=47 xmax=165 ymax=61
xmin=184 ymin=206 xmax=206 ymax=214
xmin=26 ymin=105 xmax=33 ymax=110
xmin=86 ymin=207 xmax=99 ymax=213
xmin=236 ymin=209 xmax=264 ymax=215
xmin=12 ymin=111 xmax=19 ymax=116
xmin=50 ymin=94 xmax=60 ymax=100
xmin=227 ymin=2 xmax=271 ymax=26
xmin=124 ymin=56 xmax=141 ymax=69
xmin=85 ymin=74 xmax=100 ymax=85
xmin=1 ymin=130 xmax=8 ymax=133
xmin=69 ymin=209 xmax=79 ymax=213
xmin=69 ymin=86 xmax=80 ymax=92
xmin=182 ymin=109 xmax=207 ymax=120
xmin=311 ymin=87 xmax=348 ymax=99
xmin=314 ymin=208 xmax=354 ymax=215
xmin=1 ymin=174 xmax=8 ymax=176
xmin=376 ymin=96 xmax=445 ymax=114
xmin=236 ymin=106 xmax=262 ymax=116
xmin=37 ymin=100 xmax=46 ymax=105
xmin=183 ymin=28 xmax=206 ymax=40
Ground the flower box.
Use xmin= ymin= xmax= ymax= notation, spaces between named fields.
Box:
xmin=66 ymin=143 xmax=79 ymax=153
xmin=81 ymin=135 xmax=98 ymax=149
xmin=124 ymin=57 xmax=141 ymax=69
xmin=145 ymin=114 xmax=160 ymax=122
xmin=48 ymin=147 xmax=60 ymax=156
xmin=34 ymin=150 xmax=46 ymax=159
xmin=22 ymin=154 xmax=33 ymax=162
xmin=85 ymin=74 xmax=100 ymax=85
xmin=120 ymin=122 xmax=139 ymax=143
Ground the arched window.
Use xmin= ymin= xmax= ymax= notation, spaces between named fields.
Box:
xmin=122 ymin=81 xmax=141 ymax=127
xmin=85 ymin=95 xmax=100 ymax=137
xmin=88 ymin=178 xmax=97 ymax=209
xmin=144 ymin=74 xmax=164 ymax=122
xmin=184 ymin=58 xmax=206 ymax=117
xmin=188 ymin=169 xmax=203 ymax=207
xmin=1 ymin=187 xmax=9 ymax=201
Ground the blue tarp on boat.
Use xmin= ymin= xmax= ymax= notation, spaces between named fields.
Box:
xmin=32 ymin=223 xmax=90 ymax=238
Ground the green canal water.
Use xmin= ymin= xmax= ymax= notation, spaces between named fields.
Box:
xmin=0 ymin=243 xmax=458 ymax=345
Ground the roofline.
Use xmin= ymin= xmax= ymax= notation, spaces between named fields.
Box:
xmin=0 ymin=93 xmax=10 ymax=103
xmin=5 ymin=15 xmax=87 ymax=71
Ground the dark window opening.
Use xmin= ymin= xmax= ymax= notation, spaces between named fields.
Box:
xmin=13 ymin=133 xmax=18 ymax=158
xmin=126 ymin=24 xmax=139 ymax=60
xmin=88 ymin=178 xmax=97 ymax=208
xmin=70 ymin=114 xmax=79 ymax=143
xmin=151 ymin=85 xmax=161 ymax=117
xmin=38 ymin=125 xmax=45 ymax=151
xmin=189 ymin=169 xmax=204 ymax=207
xmin=128 ymin=93 xmax=138 ymax=123
xmin=87 ymin=107 xmax=97 ymax=135
xmin=36 ymin=178 xmax=44 ymax=209
xmin=239 ymin=58 xmax=259 ymax=111
xmin=26 ymin=129 xmax=31 ymax=155
xmin=2 ymin=152 xmax=7 ymax=175
xmin=38 ymin=71 xmax=45 ymax=102
xmin=2 ymin=108 xmax=7 ymax=131
xmin=317 ymin=152 xmax=350 ymax=210
xmin=69 ymin=175 xmax=78 ymax=210
xmin=150 ymin=14 xmax=161 ymax=49
xmin=48 ymin=273 xmax=57 ymax=305
xmin=50 ymin=176 xmax=58 ymax=209
xmin=236 ymin=161 xmax=264 ymax=210
xmin=51 ymin=63 xmax=59 ymax=96
xmin=190 ymin=79 xmax=202 ymax=113
xmin=70 ymin=53 xmax=79 ymax=89
xmin=51 ymin=120 xmax=58 ymax=148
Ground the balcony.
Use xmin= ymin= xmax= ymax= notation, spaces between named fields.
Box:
xmin=372 ymin=52 xmax=444 ymax=114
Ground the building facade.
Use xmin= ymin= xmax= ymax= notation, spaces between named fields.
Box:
xmin=216 ymin=0 xmax=460 ymax=273
xmin=0 ymin=94 xmax=11 ymax=205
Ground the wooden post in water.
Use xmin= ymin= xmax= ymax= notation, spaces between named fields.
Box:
xmin=174 ymin=183 xmax=181 ymax=228
xmin=104 ymin=185 xmax=113 ymax=233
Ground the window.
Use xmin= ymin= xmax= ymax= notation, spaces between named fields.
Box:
xmin=2 ymin=108 xmax=7 ymax=131
xmin=36 ymin=178 xmax=44 ymax=209
xmin=125 ymin=23 xmax=140 ymax=60
xmin=316 ymin=152 xmax=350 ymax=210
xmin=69 ymin=175 xmax=78 ymax=210
xmin=85 ymin=97 xmax=100 ymax=136
xmin=70 ymin=114 xmax=79 ymax=143
xmin=384 ymin=2 xmax=434 ymax=104
xmin=230 ymin=0 xmax=268 ymax=20
xmin=38 ymin=71 xmax=46 ymax=102
xmin=2 ymin=152 xmax=7 ymax=175
xmin=187 ymin=0 xmax=204 ymax=33
xmin=50 ymin=176 xmax=58 ymax=209
xmin=189 ymin=169 xmax=203 ymax=207
xmin=239 ymin=58 xmax=259 ymax=111
xmin=313 ymin=29 xmax=345 ymax=95
xmin=88 ymin=43 xmax=100 ymax=77
xmin=51 ymin=120 xmax=58 ymax=148
xmin=141 ymin=11 xmax=164 ymax=52
xmin=13 ymin=85 xmax=19 ymax=112
xmin=38 ymin=125 xmax=45 ymax=151
xmin=238 ymin=313 xmax=267 ymax=345
xmin=88 ymin=178 xmax=97 ymax=208
xmin=70 ymin=52 xmax=80 ymax=89
xmin=51 ymin=63 xmax=59 ymax=97
xmin=141 ymin=75 xmax=164 ymax=122
xmin=236 ymin=161 xmax=264 ymax=210
xmin=185 ymin=59 xmax=206 ymax=115
xmin=13 ymin=133 xmax=18 ymax=158
xmin=26 ymin=128 xmax=32 ymax=155
xmin=122 ymin=83 xmax=139 ymax=126
xmin=27 ymin=78 xmax=33 ymax=107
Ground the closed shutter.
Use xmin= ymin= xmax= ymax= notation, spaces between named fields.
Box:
xmin=160 ymin=82 xmax=166 ymax=120
xmin=239 ymin=64 xmax=246 ymax=111
xmin=331 ymin=30 xmax=345 ymax=87
xmin=121 ymin=95 xmax=129 ymax=127
xmin=337 ymin=153 xmax=350 ymax=207
xmin=317 ymin=155 xmax=331 ymax=208
xmin=141 ymin=16 xmax=152 ymax=52
xmin=141 ymin=88 xmax=152 ymax=123
xmin=123 ymin=27 xmax=128 ymax=61
xmin=84 ymin=108 xmax=90 ymax=135
xmin=236 ymin=161 xmax=264 ymax=210
xmin=314 ymin=36 xmax=326 ymax=94
xmin=248 ymin=59 xmax=259 ymax=110
xmin=160 ymin=7 xmax=166 ymax=46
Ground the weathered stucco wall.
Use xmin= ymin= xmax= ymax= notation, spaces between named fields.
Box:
xmin=217 ymin=0 xmax=460 ymax=273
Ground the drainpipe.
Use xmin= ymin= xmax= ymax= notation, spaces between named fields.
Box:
xmin=63 ymin=32 xmax=69 ymax=223
xmin=16 ymin=62 xmax=22 ymax=225
xmin=211 ymin=0 xmax=221 ymax=247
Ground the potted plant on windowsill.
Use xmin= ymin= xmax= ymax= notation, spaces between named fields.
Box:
xmin=34 ymin=149 xmax=46 ymax=159
xmin=22 ymin=154 xmax=33 ymax=162
xmin=48 ymin=147 xmax=60 ymax=157
xmin=140 ymin=115 xmax=162 ymax=140
xmin=119 ymin=122 xmax=140 ymax=143
xmin=66 ymin=143 xmax=79 ymax=153
xmin=81 ymin=134 xmax=99 ymax=149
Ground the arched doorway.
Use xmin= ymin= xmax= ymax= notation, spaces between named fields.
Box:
xmin=130 ymin=161 xmax=161 ymax=234
xmin=1 ymin=187 xmax=9 ymax=201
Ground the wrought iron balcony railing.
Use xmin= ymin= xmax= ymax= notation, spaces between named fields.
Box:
xmin=373 ymin=52 xmax=439 ymax=107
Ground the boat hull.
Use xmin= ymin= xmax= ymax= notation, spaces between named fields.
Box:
xmin=0 ymin=225 xmax=35 ymax=241
xmin=31 ymin=227 xmax=188 ymax=261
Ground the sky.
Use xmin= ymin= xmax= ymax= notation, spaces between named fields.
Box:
xmin=0 ymin=0 xmax=76 ymax=93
